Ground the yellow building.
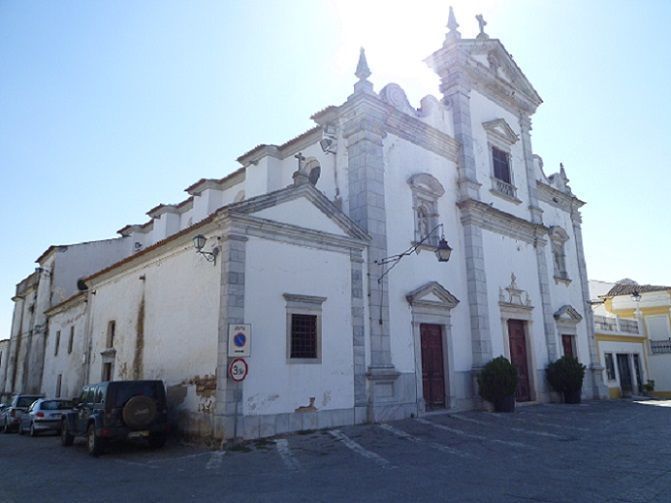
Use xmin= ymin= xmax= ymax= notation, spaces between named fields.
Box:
xmin=592 ymin=280 xmax=671 ymax=398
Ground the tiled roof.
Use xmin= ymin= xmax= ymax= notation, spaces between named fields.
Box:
xmin=605 ymin=283 xmax=671 ymax=297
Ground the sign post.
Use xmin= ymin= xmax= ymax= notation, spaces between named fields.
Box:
xmin=228 ymin=324 xmax=251 ymax=357
xmin=228 ymin=358 xmax=248 ymax=382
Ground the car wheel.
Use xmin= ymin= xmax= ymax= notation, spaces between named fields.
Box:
xmin=87 ymin=424 xmax=104 ymax=457
xmin=148 ymin=434 xmax=167 ymax=449
xmin=29 ymin=422 xmax=38 ymax=437
xmin=60 ymin=421 xmax=74 ymax=447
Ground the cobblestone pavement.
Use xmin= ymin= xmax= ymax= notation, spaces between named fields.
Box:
xmin=1 ymin=399 xmax=670 ymax=502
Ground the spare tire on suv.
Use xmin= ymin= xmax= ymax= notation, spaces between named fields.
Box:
xmin=122 ymin=395 xmax=157 ymax=428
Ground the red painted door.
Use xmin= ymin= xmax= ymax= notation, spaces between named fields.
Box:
xmin=561 ymin=334 xmax=574 ymax=357
xmin=508 ymin=320 xmax=531 ymax=402
xmin=420 ymin=324 xmax=445 ymax=409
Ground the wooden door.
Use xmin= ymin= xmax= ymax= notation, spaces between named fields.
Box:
xmin=508 ymin=319 xmax=531 ymax=402
xmin=561 ymin=335 xmax=574 ymax=357
xmin=420 ymin=324 xmax=445 ymax=409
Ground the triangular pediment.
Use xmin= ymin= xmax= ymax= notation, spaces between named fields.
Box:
xmin=554 ymin=305 xmax=583 ymax=324
xmin=406 ymin=281 xmax=459 ymax=310
xmin=468 ymin=40 xmax=542 ymax=106
xmin=482 ymin=118 xmax=519 ymax=145
xmin=222 ymin=184 xmax=370 ymax=241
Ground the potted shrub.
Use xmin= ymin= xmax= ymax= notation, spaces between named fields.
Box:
xmin=477 ymin=356 xmax=518 ymax=412
xmin=546 ymin=356 xmax=586 ymax=404
xmin=643 ymin=380 xmax=655 ymax=396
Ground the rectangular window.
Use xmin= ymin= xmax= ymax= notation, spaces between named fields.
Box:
xmin=290 ymin=314 xmax=317 ymax=359
xmin=284 ymin=293 xmax=325 ymax=363
xmin=107 ymin=321 xmax=116 ymax=348
xmin=55 ymin=330 xmax=61 ymax=356
xmin=68 ymin=326 xmax=74 ymax=354
xmin=492 ymin=147 xmax=511 ymax=183
xmin=604 ymin=353 xmax=616 ymax=380
xmin=56 ymin=374 xmax=62 ymax=398
xmin=102 ymin=362 xmax=113 ymax=381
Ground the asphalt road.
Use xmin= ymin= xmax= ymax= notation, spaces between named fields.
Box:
xmin=1 ymin=399 xmax=670 ymax=502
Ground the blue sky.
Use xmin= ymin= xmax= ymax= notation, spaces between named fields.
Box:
xmin=1 ymin=0 xmax=670 ymax=338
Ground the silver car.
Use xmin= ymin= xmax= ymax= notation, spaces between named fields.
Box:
xmin=19 ymin=399 xmax=74 ymax=436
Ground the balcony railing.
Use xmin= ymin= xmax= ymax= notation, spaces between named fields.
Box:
xmin=593 ymin=315 xmax=639 ymax=335
xmin=651 ymin=339 xmax=671 ymax=354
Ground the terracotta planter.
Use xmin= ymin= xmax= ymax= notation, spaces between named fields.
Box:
xmin=493 ymin=394 xmax=515 ymax=413
xmin=563 ymin=389 xmax=581 ymax=404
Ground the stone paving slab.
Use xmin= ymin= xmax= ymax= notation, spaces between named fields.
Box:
xmin=0 ymin=399 xmax=670 ymax=502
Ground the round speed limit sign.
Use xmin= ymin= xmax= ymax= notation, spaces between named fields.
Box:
xmin=228 ymin=358 xmax=248 ymax=382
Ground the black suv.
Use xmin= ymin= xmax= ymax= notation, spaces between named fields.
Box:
xmin=60 ymin=380 xmax=169 ymax=456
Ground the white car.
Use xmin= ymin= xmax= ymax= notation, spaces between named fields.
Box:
xmin=19 ymin=399 xmax=74 ymax=436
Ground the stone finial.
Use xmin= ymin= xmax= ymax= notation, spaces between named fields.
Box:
xmin=476 ymin=14 xmax=489 ymax=39
xmin=353 ymin=47 xmax=374 ymax=94
xmin=355 ymin=47 xmax=371 ymax=81
xmin=445 ymin=6 xmax=461 ymax=44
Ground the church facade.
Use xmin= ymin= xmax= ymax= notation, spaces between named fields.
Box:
xmin=3 ymin=10 xmax=606 ymax=441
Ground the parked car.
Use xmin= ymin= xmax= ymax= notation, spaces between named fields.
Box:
xmin=61 ymin=380 xmax=169 ymax=456
xmin=18 ymin=399 xmax=74 ymax=436
xmin=2 ymin=394 xmax=44 ymax=433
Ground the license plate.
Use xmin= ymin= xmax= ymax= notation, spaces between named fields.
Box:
xmin=128 ymin=430 xmax=149 ymax=438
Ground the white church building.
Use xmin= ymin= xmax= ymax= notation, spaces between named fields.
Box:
xmin=3 ymin=9 xmax=606 ymax=441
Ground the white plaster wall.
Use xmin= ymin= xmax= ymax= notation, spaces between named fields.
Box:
xmin=647 ymin=354 xmax=671 ymax=392
xmin=0 ymin=339 xmax=9 ymax=395
xmin=252 ymin=199 xmax=346 ymax=236
xmin=243 ymin=237 xmax=354 ymax=415
xmin=539 ymin=200 xmax=592 ymax=364
xmin=42 ymin=301 xmax=87 ymax=399
xmin=481 ymin=230 xmax=547 ymax=367
xmin=469 ymin=90 xmax=530 ymax=221
xmin=88 ymin=240 xmax=220 ymax=426
xmin=51 ymin=238 xmax=131 ymax=305
xmin=382 ymin=134 xmax=470 ymax=373
xmin=244 ymin=141 xmax=337 ymax=203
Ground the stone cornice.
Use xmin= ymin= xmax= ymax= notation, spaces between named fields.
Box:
xmin=457 ymin=198 xmax=547 ymax=244
xmin=223 ymin=213 xmax=368 ymax=255
xmin=221 ymin=183 xmax=370 ymax=242
xmin=339 ymin=92 xmax=459 ymax=161
xmin=537 ymin=181 xmax=585 ymax=213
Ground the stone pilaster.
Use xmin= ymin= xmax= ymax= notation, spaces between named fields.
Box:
xmin=350 ymin=250 xmax=367 ymax=422
xmin=571 ymin=208 xmax=607 ymax=399
xmin=441 ymin=70 xmax=493 ymax=368
xmin=520 ymin=114 xmax=558 ymax=363
xmin=214 ymin=233 xmax=248 ymax=440
xmin=342 ymin=94 xmax=400 ymax=420
xmin=3 ymin=296 xmax=24 ymax=396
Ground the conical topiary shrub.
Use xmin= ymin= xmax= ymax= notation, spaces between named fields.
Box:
xmin=477 ymin=356 xmax=518 ymax=412
xmin=546 ymin=355 xmax=586 ymax=403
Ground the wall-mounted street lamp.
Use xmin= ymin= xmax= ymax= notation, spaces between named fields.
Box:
xmin=192 ymin=234 xmax=220 ymax=265
xmin=375 ymin=223 xmax=452 ymax=284
xmin=631 ymin=289 xmax=641 ymax=302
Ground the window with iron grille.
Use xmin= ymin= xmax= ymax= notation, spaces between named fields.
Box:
xmin=284 ymin=293 xmax=325 ymax=363
xmin=492 ymin=147 xmax=511 ymax=183
xmin=290 ymin=314 xmax=317 ymax=359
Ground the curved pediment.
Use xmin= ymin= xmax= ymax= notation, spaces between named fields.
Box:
xmin=406 ymin=281 xmax=459 ymax=310
xmin=554 ymin=305 xmax=583 ymax=324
